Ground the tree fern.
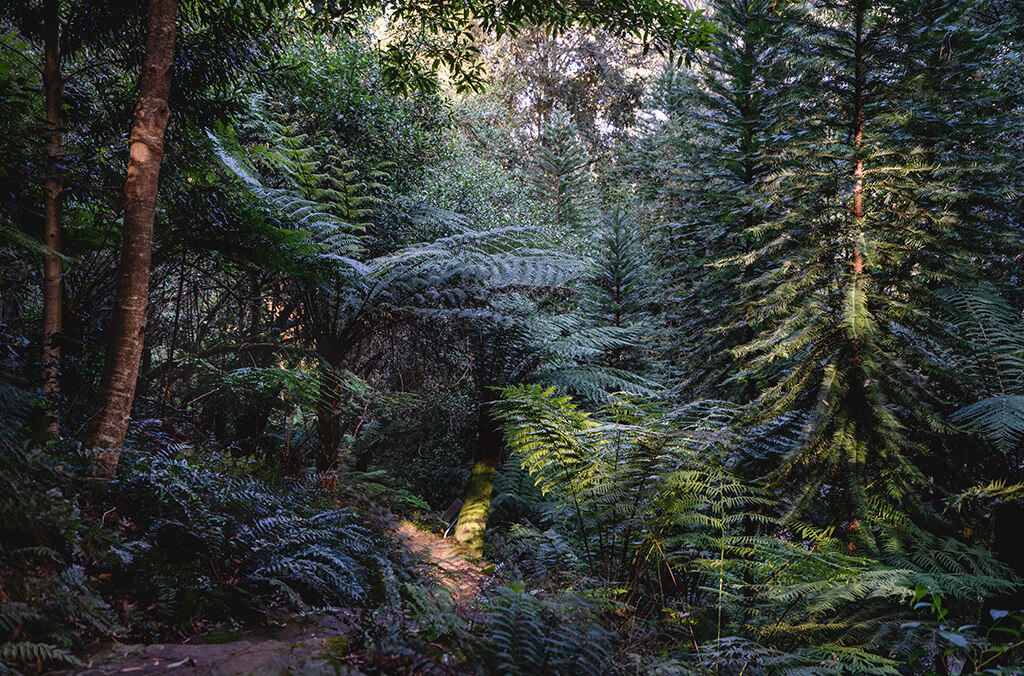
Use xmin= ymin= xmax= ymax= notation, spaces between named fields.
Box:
xmin=485 ymin=583 xmax=613 ymax=676
xmin=102 ymin=451 xmax=400 ymax=614
xmin=217 ymin=118 xmax=586 ymax=472
xmin=209 ymin=127 xmax=364 ymax=269
xmin=488 ymin=583 xmax=548 ymax=675
xmin=0 ymin=443 xmax=118 ymax=674
xmin=495 ymin=384 xmax=739 ymax=598
xmin=495 ymin=385 xmax=1018 ymax=671
xmin=0 ymin=642 xmax=82 ymax=674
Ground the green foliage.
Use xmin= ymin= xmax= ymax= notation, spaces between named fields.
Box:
xmin=531 ymin=110 xmax=594 ymax=233
xmin=527 ymin=314 xmax=663 ymax=402
xmin=0 ymin=420 xmax=118 ymax=673
xmin=0 ymin=641 xmax=81 ymax=675
xmin=90 ymin=449 xmax=400 ymax=623
xmin=633 ymin=0 xmax=1023 ymax=551
xmin=904 ymin=588 xmax=1024 ymax=674
xmin=210 ymin=127 xmax=364 ymax=273
xmin=495 ymin=385 xmax=1020 ymax=673
xmin=937 ymin=287 xmax=1024 ymax=453
xmin=1 ymin=0 xmax=1022 ymax=672
xmin=621 ymin=0 xmax=797 ymax=397
xmin=482 ymin=26 xmax=657 ymax=153
xmin=484 ymin=584 xmax=613 ymax=676
xmin=579 ymin=206 xmax=661 ymax=382
xmin=417 ymin=133 xmax=547 ymax=236
xmin=0 ymin=396 xmax=409 ymax=669
xmin=308 ymin=0 xmax=715 ymax=95
xmin=350 ymin=470 xmax=432 ymax=512
xmin=490 ymin=524 xmax=580 ymax=581
xmin=585 ymin=208 xmax=651 ymax=328
xmin=496 ymin=384 xmax=740 ymax=598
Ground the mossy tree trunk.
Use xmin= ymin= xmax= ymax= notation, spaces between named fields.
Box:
xmin=453 ymin=401 xmax=503 ymax=559
xmin=453 ymin=459 xmax=496 ymax=560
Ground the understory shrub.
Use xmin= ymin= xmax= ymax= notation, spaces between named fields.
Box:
xmin=0 ymin=424 xmax=408 ymax=673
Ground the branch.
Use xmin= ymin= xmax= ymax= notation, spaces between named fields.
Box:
xmin=0 ymin=370 xmax=32 ymax=388
xmin=142 ymin=342 xmax=317 ymax=381
xmin=63 ymin=57 xmax=126 ymax=83
xmin=0 ymin=36 xmax=41 ymax=73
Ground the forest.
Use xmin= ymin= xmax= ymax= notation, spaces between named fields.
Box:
xmin=1 ymin=0 xmax=1024 ymax=674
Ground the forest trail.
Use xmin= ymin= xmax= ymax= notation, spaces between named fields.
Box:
xmin=396 ymin=520 xmax=488 ymax=603
xmin=66 ymin=521 xmax=487 ymax=675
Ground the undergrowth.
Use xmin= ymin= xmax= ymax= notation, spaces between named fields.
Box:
xmin=3 ymin=379 xmax=1023 ymax=675
xmin=0 ymin=405 xmax=410 ymax=674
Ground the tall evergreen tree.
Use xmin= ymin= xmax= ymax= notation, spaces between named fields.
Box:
xmin=583 ymin=207 xmax=656 ymax=374
xmin=530 ymin=109 xmax=593 ymax=233
xmin=627 ymin=0 xmax=796 ymax=398
xmin=722 ymin=0 xmax=1016 ymax=549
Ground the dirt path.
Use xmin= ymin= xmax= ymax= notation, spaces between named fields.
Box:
xmin=70 ymin=615 xmax=355 ymax=676
xmin=396 ymin=520 xmax=488 ymax=603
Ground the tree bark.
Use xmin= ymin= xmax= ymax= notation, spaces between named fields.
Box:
xmin=453 ymin=459 xmax=496 ymax=560
xmin=453 ymin=401 xmax=504 ymax=559
xmin=89 ymin=0 xmax=176 ymax=476
xmin=315 ymin=366 xmax=345 ymax=478
xmin=847 ymin=1 xmax=870 ymax=552
xmin=41 ymin=0 xmax=64 ymax=438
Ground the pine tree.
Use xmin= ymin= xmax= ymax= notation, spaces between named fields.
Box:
xmin=582 ymin=207 xmax=656 ymax=375
xmin=627 ymin=0 xmax=796 ymax=398
xmin=722 ymin=0 xmax=1016 ymax=549
xmin=530 ymin=109 xmax=593 ymax=234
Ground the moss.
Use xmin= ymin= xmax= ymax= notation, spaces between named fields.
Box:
xmin=323 ymin=655 xmax=344 ymax=672
xmin=322 ymin=635 xmax=349 ymax=656
xmin=201 ymin=628 xmax=247 ymax=644
xmin=453 ymin=460 xmax=496 ymax=560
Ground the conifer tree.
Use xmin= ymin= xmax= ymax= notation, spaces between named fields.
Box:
xmin=628 ymin=0 xmax=796 ymax=397
xmin=530 ymin=109 xmax=593 ymax=233
xmin=583 ymin=207 xmax=655 ymax=374
xmin=722 ymin=0 xmax=1016 ymax=549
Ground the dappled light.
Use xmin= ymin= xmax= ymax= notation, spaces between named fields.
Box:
xmin=2 ymin=0 xmax=1024 ymax=674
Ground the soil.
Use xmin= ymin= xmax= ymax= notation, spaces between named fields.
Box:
xmin=395 ymin=520 xmax=488 ymax=603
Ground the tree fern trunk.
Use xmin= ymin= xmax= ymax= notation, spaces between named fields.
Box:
xmin=454 ymin=401 xmax=504 ymax=558
xmin=89 ymin=0 xmax=176 ymax=475
xmin=315 ymin=367 xmax=344 ymax=477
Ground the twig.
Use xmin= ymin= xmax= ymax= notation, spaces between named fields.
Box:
xmin=0 ymin=36 xmax=41 ymax=72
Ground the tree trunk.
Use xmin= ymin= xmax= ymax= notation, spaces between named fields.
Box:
xmin=41 ymin=0 xmax=64 ymax=438
xmin=846 ymin=1 xmax=870 ymax=552
xmin=453 ymin=401 xmax=504 ymax=559
xmin=89 ymin=0 xmax=176 ymax=476
xmin=452 ymin=459 xmax=496 ymax=560
xmin=315 ymin=367 xmax=345 ymax=478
